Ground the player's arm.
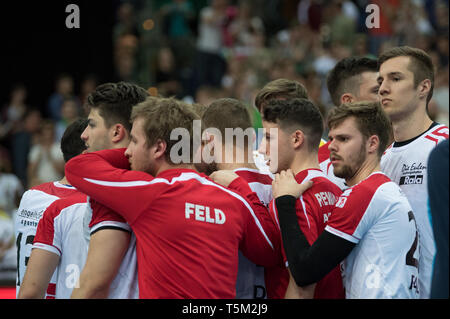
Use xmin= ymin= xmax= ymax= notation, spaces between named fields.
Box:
xmin=18 ymin=249 xmax=59 ymax=299
xmin=210 ymin=171 xmax=282 ymax=267
xmin=273 ymin=170 xmax=355 ymax=286
xmin=18 ymin=201 xmax=64 ymax=299
xmin=72 ymin=201 xmax=131 ymax=299
xmin=71 ymin=228 xmax=130 ymax=299
xmin=284 ymin=270 xmax=316 ymax=299
xmin=275 ymin=194 xmax=355 ymax=287
xmin=65 ymin=148 xmax=154 ymax=223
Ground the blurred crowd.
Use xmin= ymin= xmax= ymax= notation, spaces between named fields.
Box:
xmin=0 ymin=0 xmax=449 ymax=209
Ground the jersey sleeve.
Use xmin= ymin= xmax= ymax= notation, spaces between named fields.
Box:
xmin=325 ymin=186 xmax=372 ymax=244
xmin=89 ymin=198 xmax=132 ymax=235
xmin=65 ymin=148 xmax=157 ymax=225
xmin=33 ymin=202 xmax=63 ymax=256
xmin=228 ymin=177 xmax=283 ymax=267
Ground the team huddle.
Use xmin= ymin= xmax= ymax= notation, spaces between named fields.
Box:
xmin=16 ymin=46 xmax=448 ymax=299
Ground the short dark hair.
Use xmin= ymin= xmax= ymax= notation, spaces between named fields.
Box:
xmin=60 ymin=118 xmax=89 ymax=162
xmin=263 ymin=98 xmax=323 ymax=152
xmin=378 ymin=46 xmax=434 ymax=106
xmin=86 ymin=82 xmax=149 ymax=132
xmin=202 ymin=98 xmax=253 ymax=135
xmin=327 ymin=101 xmax=391 ymax=157
xmin=255 ymin=79 xmax=308 ymax=113
xmin=327 ymin=56 xmax=378 ymax=106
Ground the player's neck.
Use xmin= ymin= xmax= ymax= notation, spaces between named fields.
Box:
xmin=290 ymin=152 xmax=320 ymax=176
xmin=345 ymin=156 xmax=380 ymax=187
xmin=217 ymin=162 xmax=258 ymax=171
xmin=392 ymin=106 xmax=433 ymax=143
xmin=154 ymin=162 xmax=196 ymax=176
xmin=217 ymin=146 xmax=257 ymax=171
xmin=58 ymin=176 xmax=71 ymax=186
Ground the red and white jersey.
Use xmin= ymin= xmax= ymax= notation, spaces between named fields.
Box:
xmin=88 ymin=199 xmax=139 ymax=299
xmin=32 ymin=193 xmax=89 ymax=299
xmin=15 ymin=181 xmax=78 ymax=298
xmin=32 ymin=193 xmax=139 ymax=299
xmin=234 ymin=167 xmax=274 ymax=299
xmin=325 ymin=172 xmax=420 ymax=299
xmin=318 ymin=141 xmax=347 ymax=190
xmin=380 ymin=123 xmax=449 ymax=298
xmin=65 ymin=148 xmax=280 ymax=299
xmin=270 ymin=168 xmax=345 ymax=299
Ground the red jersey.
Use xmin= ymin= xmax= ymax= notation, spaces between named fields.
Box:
xmin=270 ymin=168 xmax=345 ymax=299
xmin=66 ymin=148 xmax=280 ymax=299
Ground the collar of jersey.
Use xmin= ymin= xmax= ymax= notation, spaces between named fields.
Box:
xmin=393 ymin=122 xmax=439 ymax=148
xmin=295 ymin=168 xmax=323 ymax=183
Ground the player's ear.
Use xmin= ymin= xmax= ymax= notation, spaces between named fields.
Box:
xmin=367 ymin=135 xmax=380 ymax=155
xmin=292 ymin=130 xmax=304 ymax=149
xmin=111 ymin=124 xmax=126 ymax=143
xmin=341 ymin=93 xmax=355 ymax=104
xmin=418 ymin=79 xmax=431 ymax=99
xmin=153 ymin=139 xmax=167 ymax=160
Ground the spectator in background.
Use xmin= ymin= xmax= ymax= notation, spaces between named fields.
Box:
xmin=55 ymin=98 xmax=81 ymax=143
xmin=47 ymin=73 xmax=78 ymax=121
xmin=11 ymin=108 xmax=42 ymax=188
xmin=160 ymin=0 xmax=196 ymax=69
xmin=78 ymin=74 xmax=98 ymax=115
xmin=27 ymin=120 xmax=64 ymax=188
xmin=0 ymin=148 xmax=23 ymax=217
xmin=113 ymin=2 xmax=140 ymax=42
xmin=1 ymin=84 xmax=28 ymax=147
xmin=228 ymin=0 xmax=265 ymax=56
xmin=194 ymin=0 xmax=230 ymax=91
xmin=154 ymin=46 xmax=182 ymax=98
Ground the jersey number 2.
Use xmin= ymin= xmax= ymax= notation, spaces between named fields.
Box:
xmin=405 ymin=211 xmax=419 ymax=269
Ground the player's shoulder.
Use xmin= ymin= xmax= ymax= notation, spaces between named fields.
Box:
xmin=31 ymin=181 xmax=77 ymax=197
xmin=352 ymin=172 xmax=390 ymax=194
xmin=43 ymin=192 xmax=87 ymax=219
xmin=419 ymin=123 xmax=449 ymax=146
xmin=234 ymin=167 xmax=273 ymax=185
xmin=335 ymin=173 xmax=389 ymax=207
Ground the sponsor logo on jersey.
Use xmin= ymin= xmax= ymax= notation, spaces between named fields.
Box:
xmin=400 ymin=162 xmax=426 ymax=186
xmin=399 ymin=175 xmax=423 ymax=185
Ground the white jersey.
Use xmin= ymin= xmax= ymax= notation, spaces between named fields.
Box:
xmin=234 ymin=168 xmax=273 ymax=299
xmin=33 ymin=195 xmax=139 ymax=299
xmin=15 ymin=181 xmax=78 ymax=298
xmin=381 ymin=123 xmax=449 ymax=298
xmin=32 ymin=193 xmax=90 ymax=299
xmin=325 ymin=172 xmax=420 ymax=299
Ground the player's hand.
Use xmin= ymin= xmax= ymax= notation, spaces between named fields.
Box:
xmin=272 ymin=169 xmax=313 ymax=199
xmin=209 ymin=170 xmax=239 ymax=187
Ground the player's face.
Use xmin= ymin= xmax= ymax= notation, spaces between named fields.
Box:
xmin=328 ymin=117 xmax=367 ymax=181
xmin=81 ymin=108 xmax=113 ymax=152
xmin=258 ymin=121 xmax=292 ymax=174
xmin=357 ymin=71 xmax=380 ymax=102
xmin=125 ymin=117 xmax=153 ymax=173
xmin=377 ymin=56 xmax=420 ymax=122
